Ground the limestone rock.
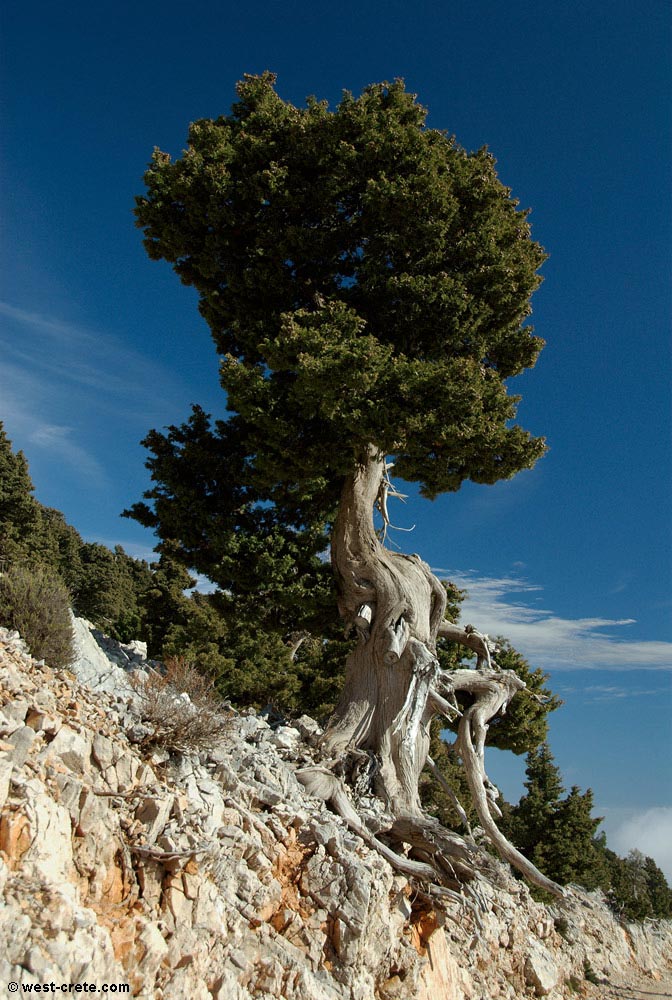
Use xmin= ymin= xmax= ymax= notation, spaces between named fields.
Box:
xmin=47 ymin=724 xmax=91 ymax=772
xmin=0 ymin=618 xmax=671 ymax=999
xmin=524 ymin=936 xmax=560 ymax=995
xmin=68 ymin=615 xmax=138 ymax=696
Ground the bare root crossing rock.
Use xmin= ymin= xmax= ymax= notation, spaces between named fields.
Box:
xmin=0 ymin=621 xmax=670 ymax=998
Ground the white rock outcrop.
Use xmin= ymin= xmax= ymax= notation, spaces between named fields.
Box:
xmin=0 ymin=621 xmax=670 ymax=999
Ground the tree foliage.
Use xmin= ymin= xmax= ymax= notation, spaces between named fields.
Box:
xmin=498 ymin=742 xmax=672 ymax=912
xmin=603 ymin=848 xmax=672 ymax=921
xmin=0 ymin=422 xmax=152 ymax=643
xmin=133 ymin=72 xmax=546 ymax=520
xmin=0 ymin=425 xmax=47 ymax=567
xmin=125 ymin=405 xmax=335 ymax=641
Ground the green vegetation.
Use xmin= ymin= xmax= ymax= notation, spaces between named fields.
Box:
xmin=501 ymin=742 xmax=610 ymax=891
xmin=0 ymin=420 xmax=342 ymax=712
xmin=0 ymin=74 xmax=669 ymax=913
xmin=1 ymin=420 xmax=670 ymax=918
xmin=602 ymin=848 xmax=672 ymax=921
xmin=497 ymin=741 xmax=672 ymax=918
xmin=0 ymin=562 xmax=75 ymax=668
xmin=133 ymin=73 xmax=546 ymax=516
xmin=0 ymin=422 xmax=150 ymax=643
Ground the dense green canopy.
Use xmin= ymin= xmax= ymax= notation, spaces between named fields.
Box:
xmin=135 ymin=73 xmax=546 ymax=504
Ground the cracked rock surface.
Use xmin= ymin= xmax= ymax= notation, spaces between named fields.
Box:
xmin=0 ymin=620 xmax=670 ymax=999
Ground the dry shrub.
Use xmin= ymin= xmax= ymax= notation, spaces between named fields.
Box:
xmin=0 ymin=563 xmax=75 ymax=668
xmin=131 ymin=655 xmax=232 ymax=753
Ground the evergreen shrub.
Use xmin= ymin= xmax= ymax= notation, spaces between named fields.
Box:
xmin=0 ymin=563 xmax=75 ymax=668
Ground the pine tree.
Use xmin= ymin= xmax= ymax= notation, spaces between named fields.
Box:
xmin=539 ymin=786 xmax=607 ymax=889
xmin=0 ymin=423 xmax=43 ymax=565
xmin=505 ymin=742 xmax=565 ymax=856
xmin=643 ymin=855 xmax=672 ymax=918
xmin=129 ymin=73 xmax=566 ymax=895
xmin=73 ymin=543 xmax=153 ymax=641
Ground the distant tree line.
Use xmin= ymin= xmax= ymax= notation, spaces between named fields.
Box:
xmin=422 ymin=733 xmax=672 ymax=921
xmin=0 ymin=421 xmax=345 ymax=714
xmin=0 ymin=421 xmax=669 ymax=919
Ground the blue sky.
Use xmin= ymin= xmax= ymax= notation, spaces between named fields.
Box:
xmin=1 ymin=0 xmax=670 ymax=875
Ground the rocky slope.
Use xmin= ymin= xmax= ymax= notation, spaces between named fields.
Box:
xmin=0 ymin=618 xmax=670 ymax=999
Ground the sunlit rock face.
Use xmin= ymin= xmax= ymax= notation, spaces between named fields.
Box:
xmin=0 ymin=620 xmax=671 ymax=999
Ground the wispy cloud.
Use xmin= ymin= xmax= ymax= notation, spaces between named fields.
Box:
xmin=557 ymin=684 xmax=667 ymax=701
xmin=432 ymin=569 xmax=672 ymax=671
xmin=0 ymin=299 xmax=180 ymax=410
xmin=600 ymin=807 xmax=672 ymax=883
xmin=32 ymin=423 xmax=107 ymax=487
xmin=0 ymin=301 xmax=96 ymax=343
xmin=0 ymin=372 xmax=108 ymax=487
xmin=0 ymin=299 xmax=191 ymax=487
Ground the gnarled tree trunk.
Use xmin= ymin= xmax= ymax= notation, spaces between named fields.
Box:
xmin=324 ymin=447 xmax=446 ymax=814
xmin=315 ymin=446 xmax=563 ymax=898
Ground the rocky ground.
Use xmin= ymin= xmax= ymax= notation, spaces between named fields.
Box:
xmin=0 ymin=616 xmax=670 ymax=999
xmin=597 ymin=972 xmax=672 ymax=999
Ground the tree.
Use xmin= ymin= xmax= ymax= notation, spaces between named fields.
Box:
xmin=131 ymin=73 xmax=562 ymax=896
xmin=73 ymin=543 xmax=153 ymax=641
xmin=0 ymin=423 xmax=43 ymax=566
xmin=604 ymin=849 xmax=672 ymax=921
xmin=501 ymin=744 xmax=615 ymax=893
xmin=126 ymin=405 xmax=336 ymax=641
xmin=540 ymin=786 xmax=608 ymax=890
xmin=643 ymin=854 xmax=672 ymax=918
xmin=505 ymin=742 xmax=566 ymax=855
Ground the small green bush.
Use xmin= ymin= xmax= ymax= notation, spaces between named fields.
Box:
xmin=0 ymin=563 xmax=75 ymax=668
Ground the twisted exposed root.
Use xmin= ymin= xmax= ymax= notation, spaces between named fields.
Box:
xmin=456 ymin=698 xmax=564 ymax=898
xmin=296 ymin=765 xmax=437 ymax=881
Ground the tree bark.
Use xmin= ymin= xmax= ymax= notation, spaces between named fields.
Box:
xmin=321 ymin=445 xmax=564 ymax=897
xmin=324 ymin=446 xmax=447 ymax=814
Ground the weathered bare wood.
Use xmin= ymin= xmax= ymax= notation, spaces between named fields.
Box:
xmin=296 ymin=766 xmax=438 ymax=880
xmin=457 ymin=703 xmax=564 ymax=897
xmin=319 ymin=446 xmax=564 ymax=898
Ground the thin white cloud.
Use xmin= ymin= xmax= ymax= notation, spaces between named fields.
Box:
xmin=0 ymin=298 xmax=201 ymax=488
xmin=1 ymin=339 xmax=136 ymax=396
xmin=0 ymin=297 xmax=191 ymax=420
xmin=0 ymin=301 xmax=95 ymax=344
xmin=433 ymin=569 xmax=672 ymax=671
xmin=0 ymin=366 xmax=109 ymax=487
xmin=30 ymin=423 xmax=107 ymax=487
xmin=601 ymin=807 xmax=672 ymax=883
xmin=559 ymin=684 xmax=667 ymax=701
